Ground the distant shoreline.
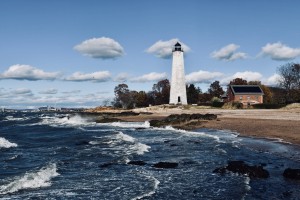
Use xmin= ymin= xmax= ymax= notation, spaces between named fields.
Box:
xmin=89 ymin=106 xmax=300 ymax=145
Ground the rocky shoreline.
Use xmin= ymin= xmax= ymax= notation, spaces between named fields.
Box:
xmin=75 ymin=110 xmax=300 ymax=182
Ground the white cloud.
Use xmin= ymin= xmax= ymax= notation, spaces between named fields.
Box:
xmin=62 ymin=90 xmax=81 ymax=94
xmin=146 ymin=39 xmax=191 ymax=59
xmin=39 ymin=88 xmax=58 ymax=94
xmin=263 ymin=74 xmax=281 ymax=86
xmin=131 ymin=72 xmax=167 ymax=83
xmin=185 ymin=70 xmax=224 ymax=84
xmin=220 ymin=71 xmax=263 ymax=85
xmin=260 ymin=42 xmax=300 ymax=60
xmin=74 ymin=37 xmax=124 ymax=59
xmin=211 ymin=44 xmax=247 ymax=61
xmin=12 ymin=88 xmax=33 ymax=95
xmin=65 ymin=71 xmax=111 ymax=82
xmin=0 ymin=64 xmax=61 ymax=81
xmin=114 ymin=73 xmax=129 ymax=82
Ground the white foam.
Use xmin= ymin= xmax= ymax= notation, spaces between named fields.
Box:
xmin=39 ymin=114 xmax=95 ymax=127
xmin=131 ymin=175 xmax=160 ymax=200
xmin=131 ymin=142 xmax=151 ymax=155
xmin=110 ymin=121 xmax=150 ymax=128
xmin=116 ymin=132 xmax=135 ymax=143
xmin=0 ymin=137 xmax=18 ymax=149
xmin=0 ymin=163 xmax=59 ymax=195
xmin=5 ymin=116 xmax=28 ymax=121
xmin=89 ymin=141 xmax=102 ymax=145
xmin=159 ymin=126 xmax=220 ymax=142
xmin=244 ymin=176 xmax=251 ymax=191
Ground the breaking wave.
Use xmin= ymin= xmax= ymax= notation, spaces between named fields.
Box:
xmin=132 ymin=175 xmax=160 ymax=200
xmin=115 ymin=132 xmax=150 ymax=155
xmin=0 ymin=163 xmax=59 ymax=195
xmin=161 ymin=126 xmax=220 ymax=142
xmin=38 ymin=114 xmax=96 ymax=127
xmin=131 ymin=142 xmax=151 ymax=155
xmin=0 ymin=137 xmax=18 ymax=149
xmin=116 ymin=131 xmax=135 ymax=143
xmin=110 ymin=121 xmax=150 ymax=128
xmin=89 ymin=131 xmax=151 ymax=155
xmin=4 ymin=116 xmax=29 ymax=121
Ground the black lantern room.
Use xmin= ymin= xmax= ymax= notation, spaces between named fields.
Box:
xmin=173 ymin=42 xmax=183 ymax=52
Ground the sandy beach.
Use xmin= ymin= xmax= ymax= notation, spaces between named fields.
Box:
xmin=111 ymin=106 xmax=300 ymax=145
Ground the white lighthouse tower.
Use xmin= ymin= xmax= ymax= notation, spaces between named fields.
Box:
xmin=169 ymin=42 xmax=187 ymax=105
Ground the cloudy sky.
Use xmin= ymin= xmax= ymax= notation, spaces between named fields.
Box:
xmin=1 ymin=0 xmax=300 ymax=108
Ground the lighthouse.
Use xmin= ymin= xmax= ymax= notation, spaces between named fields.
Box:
xmin=169 ymin=42 xmax=187 ymax=105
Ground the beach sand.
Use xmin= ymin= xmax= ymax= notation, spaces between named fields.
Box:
xmin=116 ymin=107 xmax=300 ymax=145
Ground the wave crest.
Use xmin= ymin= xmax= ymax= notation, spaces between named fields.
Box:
xmin=0 ymin=137 xmax=18 ymax=149
xmin=0 ymin=163 xmax=59 ymax=195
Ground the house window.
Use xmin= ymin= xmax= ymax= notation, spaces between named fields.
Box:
xmin=239 ymin=96 xmax=243 ymax=100
xmin=256 ymin=96 xmax=259 ymax=100
xmin=247 ymin=96 xmax=250 ymax=100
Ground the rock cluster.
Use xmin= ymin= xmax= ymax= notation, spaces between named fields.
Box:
xmin=283 ymin=168 xmax=300 ymax=180
xmin=213 ymin=161 xmax=269 ymax=179
xmin=150 ymin=113 xmax=217 ymax=128
xmin=152 ymin=162 xmax=178 ymax=169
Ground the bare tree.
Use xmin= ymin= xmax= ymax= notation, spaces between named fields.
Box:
xmin=277 ymin=63 xmax=300 ymax=103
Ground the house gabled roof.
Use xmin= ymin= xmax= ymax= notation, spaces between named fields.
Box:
xmin=230 ymin=85 xmax=264 ymax=95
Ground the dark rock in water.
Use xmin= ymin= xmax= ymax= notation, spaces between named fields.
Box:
xmin=149 ymin=113 xmax=217 ymax=127
xmin=75 ymin=140 xmax=90 ymax=146
xmin=99 ymin=162 xmax=114 ymax=168
xmin=149 ymin=120 xmax=162 ymax=127
xmin=213 ymin=161 xmax=269 ymax=179
xmin=283 ymin=168 xmax=300 ymax=180
xmin=170 ymin=144 xmax=179 ymax=147
xmin=153 ymin=162 xmax=178 ymax=169
xmin=128 ymin=161 xmax=146 ymax=166
xmin=135 ymin=127 xmax=147 ymax=130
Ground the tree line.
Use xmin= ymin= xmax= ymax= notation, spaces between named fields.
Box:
xmin=112 ymin=62 xmax=300 ymax=109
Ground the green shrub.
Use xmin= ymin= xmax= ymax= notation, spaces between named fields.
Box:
xmin=222 ymin=102 xmax=243 ymax=109
xmin=212 ymin=101 xmax=225 ymax=108
xmin=233 ymin=102 xmax=243 ymax=109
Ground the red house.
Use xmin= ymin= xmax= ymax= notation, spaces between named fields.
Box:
xmin=225 ymin=85 xmax=264 ymax=107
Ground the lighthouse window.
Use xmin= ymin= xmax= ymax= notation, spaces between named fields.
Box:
xmin=178 ymin=96 xmax=181 ymax=103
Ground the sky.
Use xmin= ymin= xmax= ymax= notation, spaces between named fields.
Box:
xmin=1 ymin=0 xmax=300 ymax=109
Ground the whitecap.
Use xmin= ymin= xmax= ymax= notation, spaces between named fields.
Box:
xmin=0 ymin=163 xmax=59 ymax=195
xmin=157 ymin=126 xmax=221 ymax=142
xmin=116 ymin=132 xmax=135 ymax=143
xmin=110 ymin=121 xmax=150 ymax=128
xmin=131 ymin=175 xmax=160 ymax=200
xmin=131 ymin=142 xmax=151 ymax=155
xmin=0 ymin=137 xmax=18 ymax=149
xmin=244 ymin=176 xmax=251 ymax=191
xmin=5 ymin=116 xmax=28 ymax=121
xmin=38 ymin=114 xmax=95 ymax=127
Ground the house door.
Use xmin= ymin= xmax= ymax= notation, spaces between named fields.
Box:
xmin=178 ymin=96 xmax=181 ymax=103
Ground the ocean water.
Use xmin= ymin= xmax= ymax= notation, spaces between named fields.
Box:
xmin=1 ymin=112 xmax=300 ymax=200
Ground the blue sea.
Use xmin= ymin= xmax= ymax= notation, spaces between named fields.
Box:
xmin=1 ymin=112 xmax=300 ymax=199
